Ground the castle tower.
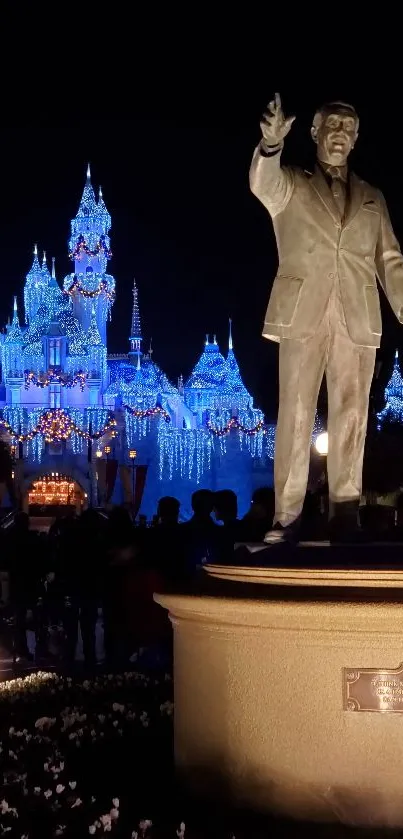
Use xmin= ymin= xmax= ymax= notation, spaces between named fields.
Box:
xmin=24 ymin=244 xmax=49 ymax=324
xmin=3 ymin=297 xmax=24 ymax=387
xmin=128 ymin=278 xmax=142 ymax=368
xmin=63 ymin=165 xmax=115 ymax=344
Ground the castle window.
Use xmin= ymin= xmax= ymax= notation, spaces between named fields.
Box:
xmin=50 ymin=387 xmax=61 ymax=409
xmin=49 ymin=339 xmax=60 ymax=367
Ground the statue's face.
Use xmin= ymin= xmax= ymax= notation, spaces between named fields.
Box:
xmin=313 ymin=110 xmax=358 ymax=166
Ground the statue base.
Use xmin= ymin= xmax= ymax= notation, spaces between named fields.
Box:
xmin=155 ymin=544 xmax=403 ymax=827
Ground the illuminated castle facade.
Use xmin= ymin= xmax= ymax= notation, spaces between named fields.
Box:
xmin=0 ymin=168 xmax=273 ymax=519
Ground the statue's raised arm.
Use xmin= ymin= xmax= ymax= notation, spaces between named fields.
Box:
xmin=260 ymin=92 xmax=295 ymax=151
xmin=249 ymin=92 xmax=295 ymax=217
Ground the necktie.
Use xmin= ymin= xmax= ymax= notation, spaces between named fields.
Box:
xmin=323 ymin=164 xmax=347 ymax=220
xmin=330 ymin=175 xmax=346 ymax=219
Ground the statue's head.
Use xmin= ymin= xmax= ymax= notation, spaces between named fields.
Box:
xmin=311 ymin=101 xmax=359 ymax=166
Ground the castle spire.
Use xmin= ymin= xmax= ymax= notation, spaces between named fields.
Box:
xmin=129 ymin=279 xmax=142 ymax=368
xmin=76 ymin=163 xmax=96 ymax=217
xmin=228 ymin=318 xmax=233 ymax=351
xmin=42 ymin=251 xmax=47 ymax=266
xmin=51 ymin=257 xmax=56 ymax=279
xmin=34 ymin=243 xmax=38 ymax=256
xmin=5 ymin=296 xmax=22 ymax=344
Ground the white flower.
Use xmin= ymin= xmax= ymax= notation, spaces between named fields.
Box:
xmin=112 ymin=720 xmax=118 ymax=728
xmin=44 ymin=762 xmax=49 ymax=771
xmin=100 ymin=814 xmax=112 ymax=831
xmin=131 ymin=833 xmax=138 ymax=839
xmin=177 ymin=823 xmax=186 ymax=838
xmin=71 ymin=798 xmax=82 ymax=808
xmin=139 ymin=819 xmax=152 ymax=833
xmin=1 ymin=800 xmax=9 ymax=814
xmin=44 ymin=790 xmax=52 ymax=799
xmin=9 ymin=727 xmax=15 ymax=735
xmin=112 ymin=798 xmax=119 ymax=809
xmin=89 ymin=826 xmax=96 ymax=835
xmin=112 ymin=703 xmax=125 ymax=713
xmin=110 ymin=809 xmax=119 ymax=821
xmin=56 ymin=785 xmax=65 ymax=794
xmin=34 ymin=787 xmax=41 ymax=795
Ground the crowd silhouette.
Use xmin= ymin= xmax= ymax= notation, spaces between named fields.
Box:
xmin=0 ymin=486 xmax=276 ymax=669
xmin=2 ymin=480 xmax=403 ymax=671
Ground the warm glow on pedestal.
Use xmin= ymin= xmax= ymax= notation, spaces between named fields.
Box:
xmin=129 ymin=449 xmax=137 ymax=460
xmin=315 ymin=432 xmax=328 ymax=455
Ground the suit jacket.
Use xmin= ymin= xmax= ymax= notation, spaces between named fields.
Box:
xmin=249 ymin=143 xmax=403 ymax=347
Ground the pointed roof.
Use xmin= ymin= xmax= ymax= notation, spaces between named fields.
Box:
xmin=5 ymin=297 xmax=23 ymax=344
xmin=385 ymin=349 xmax=403 ymax=399
xmin=46 ymin=257 xmax=63 ymax=318
xmin=127 ymin=356 xmax=177 ymax=397
xmin=97 ymin=185 xmax=111 ymax=228
xmin=221 ymin=320 xmax=251 ymax=398
xmin=77 ymin=162 xmax=97 ymax=217
xmin=25 ymin=244 xmax=43 ymax=284
xmin=86 ymin=305 xmax=103 ymax=347
xmin=185 ymin=337 xmax=227 ymax=389
xmin=130 ymin=279 xmax=142 ymax=339
xmin=41 ymin=251 xmax=51 ymax=283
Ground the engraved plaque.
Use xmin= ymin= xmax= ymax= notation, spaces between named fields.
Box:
xmin=343 ymin=663 xmax=403 ymax=713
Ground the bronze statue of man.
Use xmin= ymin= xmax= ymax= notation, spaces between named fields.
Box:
xmin=250 ymin=94 xmax=403 ymax=542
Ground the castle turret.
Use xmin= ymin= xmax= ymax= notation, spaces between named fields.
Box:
xmin=63 ymin=165 xmax=115 ymax=344
xmin=3 ymin=297 xmax=24 ymax=383
xmin=222 ymin=319 xmax=252 ymax=411
xmin=24 ymin=244 xmax=49 ymax=324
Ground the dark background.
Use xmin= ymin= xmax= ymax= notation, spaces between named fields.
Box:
xmin=1 ymin=36 xmax=400 ymax=421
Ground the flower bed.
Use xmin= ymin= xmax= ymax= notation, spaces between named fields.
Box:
xmin=0 ymin=671 xmax=391 ymax=838
xmin=0 ymin=670 xmax=174 ymax=839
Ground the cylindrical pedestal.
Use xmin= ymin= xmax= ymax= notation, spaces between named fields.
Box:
xmin=156 ymin=569 xmax=403 ymax=827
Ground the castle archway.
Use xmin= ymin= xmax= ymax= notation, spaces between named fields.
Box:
xmin=23 ymin=472 xmax=87 ymax=516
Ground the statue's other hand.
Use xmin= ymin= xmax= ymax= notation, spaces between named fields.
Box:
xmin=260 ymin=92 xmax=295 ymax=147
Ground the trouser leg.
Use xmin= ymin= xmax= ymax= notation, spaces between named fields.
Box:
xmin=326 ymin=318 xmax=376 ymax=515
xmin=274 ymin=330 xmax=327 ymax=526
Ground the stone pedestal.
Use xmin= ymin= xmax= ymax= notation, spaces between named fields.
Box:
xmin=155 ymin=550 xmax=403 ymax=827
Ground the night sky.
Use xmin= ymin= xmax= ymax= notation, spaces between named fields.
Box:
xmin=1 ymin=64 xmax=402 ymax=421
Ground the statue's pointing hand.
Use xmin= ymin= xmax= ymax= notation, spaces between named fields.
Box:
xmin=260 ymin=92 xmax=295 ymax=147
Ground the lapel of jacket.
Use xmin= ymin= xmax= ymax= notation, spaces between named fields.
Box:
xmin=307 ymin=165 xmax=340 ymax=226
xmin=343 ymin=172 xmax=366 ymax=230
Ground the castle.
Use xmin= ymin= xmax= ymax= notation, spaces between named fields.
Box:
xmin=0 ymin=167 xmax=273 ymax=519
